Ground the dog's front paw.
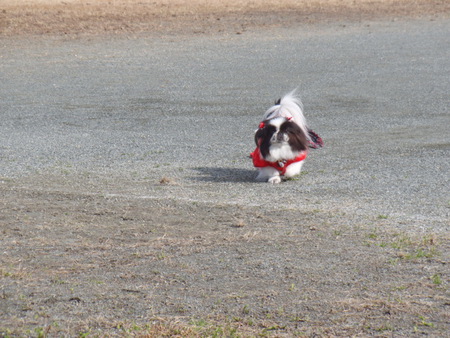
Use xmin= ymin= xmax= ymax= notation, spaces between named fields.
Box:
xmin=268 ymin=176 xmax=282 ymax=184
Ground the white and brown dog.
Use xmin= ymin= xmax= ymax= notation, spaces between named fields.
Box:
xmin=250 ymin=91 xmax=322 ymax=184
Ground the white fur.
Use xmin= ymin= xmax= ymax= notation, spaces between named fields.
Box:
xmin=262 ymin=89 xmax=310 ymax=141
xmin=283 ymin=161 xmax=304 ymax=178
xmin=256 ymin=167 xmax=281 ymax=184
xmin=265 ymin=143 xmax=298 ymax=163
xmin=255 ymin=161 xmax=303 ymax=184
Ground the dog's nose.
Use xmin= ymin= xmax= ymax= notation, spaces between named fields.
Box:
xmin=276 ymin=132 xmax=286 ymax=142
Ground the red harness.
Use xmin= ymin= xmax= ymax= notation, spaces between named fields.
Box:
xmin=250 ymin=146 xmax=307 ymax=176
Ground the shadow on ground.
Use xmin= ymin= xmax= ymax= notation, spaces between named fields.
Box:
xmin=192 ymin=167 xmax=256 ymax=182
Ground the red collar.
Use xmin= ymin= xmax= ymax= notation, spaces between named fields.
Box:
xmin=250 ymin=147 xmax=307 ymax=175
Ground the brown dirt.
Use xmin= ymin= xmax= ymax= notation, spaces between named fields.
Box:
xmin=1 ymin=180 xmax=449 ymax=336
xmin=1 ymin=0 xmax=449 ymax=37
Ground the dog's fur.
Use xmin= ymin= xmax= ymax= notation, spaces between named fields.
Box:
xmin=253 ymin=91 xmax=310 ymax=184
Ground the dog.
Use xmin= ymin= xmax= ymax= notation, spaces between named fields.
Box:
xmin=250 ymin=90 xmax=322 ymax=184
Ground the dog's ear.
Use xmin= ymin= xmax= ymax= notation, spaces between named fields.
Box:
xmin=282 ymin=122 xmax=308 ymax=152
xmin=255 ymin=121 xmax=277 ymax=158
xmin=255 ymin=121 xmax=268 ymax=145
xmin=255 ymin=127 xmax=264 ymax=146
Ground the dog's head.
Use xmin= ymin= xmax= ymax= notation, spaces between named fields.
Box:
xmin=255 ymin=117 xmax=308 ymax=162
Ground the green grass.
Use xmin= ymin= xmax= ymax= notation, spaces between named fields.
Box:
xmin=431 ymin=274 xmax=442 ymax=285
xmin=365 ymin=232 xmax=441 ymax=261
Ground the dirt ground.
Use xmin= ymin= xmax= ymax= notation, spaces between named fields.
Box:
xmin=1 ymin=0 xmax=449 ymax=37
xmin=1 ymin=1 xmax=450 ymax=337
xmin=1 ymin=180 xmax=449 ymax=336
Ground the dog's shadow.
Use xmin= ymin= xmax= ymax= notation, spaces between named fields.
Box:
xmin=192 ymin=167 xmax=256 ymax=183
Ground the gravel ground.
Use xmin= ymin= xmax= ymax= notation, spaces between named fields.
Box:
xmin=1 ymin=19 xmax=449 ymax=227
xmin=1 ymin=1 xmax=449 ymax=336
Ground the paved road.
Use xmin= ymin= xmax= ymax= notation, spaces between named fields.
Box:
xmin=1 ymin=18 xmax=449 ymax=231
